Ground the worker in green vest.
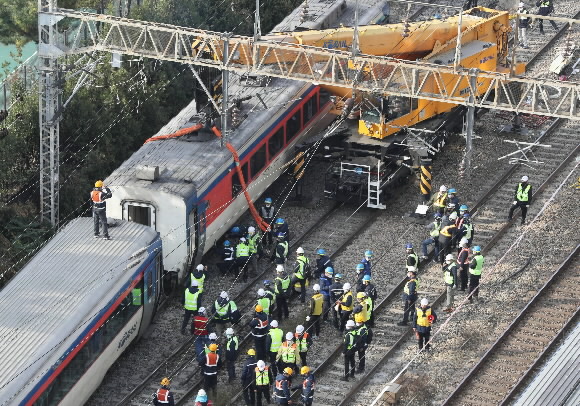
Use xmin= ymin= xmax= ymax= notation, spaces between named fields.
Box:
xmin=292 ymin=247 xmax=311 ymax=303
xmin=188 ymin=264 xmax=206 ymax=295
xmin=508 ymin=175 xmax=533 ymax=225
xmin=468 ymin=246 xmax=485 ymax=303
xmin=253 ymin=360 xmax=273 ymax=406
xmin=236 ymin=237 xmax=251 ymax=282
xmin=341 ymin=320 xmax=357 ymax=381
xmin=256 ymin=288 xmax=273 ymax=316
xmin=266 ymin=319 xmax=283 ymax=377
xmin=275 ymin=265 xmax=291 ymax=320
xmin=181 ymin=281 xmax=201 ymax=335
xmin=225 ymin=327 xmax=239 ymax=383
xmin=247 ymin=226 xmax=262 ymax=276
xmin=443 ymin=254 xmax=458 ymax=312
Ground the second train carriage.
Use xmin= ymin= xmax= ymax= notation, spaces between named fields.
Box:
xmin=0 ymin=218 xmax=162 ymax=406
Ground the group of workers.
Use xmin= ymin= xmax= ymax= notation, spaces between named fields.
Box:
xmin=169 ymin=174 xmax=531 ymax=400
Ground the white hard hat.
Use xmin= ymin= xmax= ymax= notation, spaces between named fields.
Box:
xmin=439 ymin=185 xmax=447 ymax=192
xmin=460 ymin=238 xmax=469 ymax=247
xmin=346 ymin=320 xmax=355 ymax=328
xmin=313 ymin=284 xmax=320 ymax=291
xmin=239 ymin=237 xmax=246 ymax=242
xmin=286 ymin=332 xmax=294 ymax=340
xmin=257 ymin=288 xmax=265 ymax=297
xmin=248 ymin=226 xmax=256 ymax=233
xmin=220 ymin=291 xmax=229 ymax=299
xmin=420 ymin=297 xmax=429 ymax=306
xmin=521 ymin=175 xmax=529 ymax=182
xmin=198 ymin=389 xmax=207 ymax=397
xmin=196 ymin=264 xmax=204 ymax=271
xmin=270 ymin=320 xmax=279 ymax=328
xmin=519 ymin=2 xmax=524 ymax=7
xmin=343 ymin=282 xmax=351 ymax=291
xmin=296 ymin=247 xmax=305 ymax=254
xmin=209 ymin=333 xmax=218 ymax=340
xmin=296 ymin=325 xmax=305 ymax=334
xmin=408 ymin=266 xmax=417 ymax=273
xmin=198 ymin=307 xmax=206 ymax=314
xmin=445 ymin=254 xmax=454 ymax=262
xmin=226 ymin=327 xmax=234 ymax=336
xmin=449 ymin=212 xmax=458 ymax=221
xmin=191 ymin=280 xmax=199 ymax=287
xmin=276 ymin=264 xmax=285 ymax=273
xmin=257 ymin=360 xmax=266 ymax=370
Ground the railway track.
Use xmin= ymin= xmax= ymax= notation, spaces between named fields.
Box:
xmin=118 ymin=201 xmax=377 ymax=405
xmin=442 ymin=244 xmax=580 ymax=406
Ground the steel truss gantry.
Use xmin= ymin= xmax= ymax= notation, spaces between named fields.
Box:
xmin=38 ymin=5 xmax=580 ymax=224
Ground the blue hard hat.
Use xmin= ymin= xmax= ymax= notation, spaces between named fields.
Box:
xmin=448 ymin=188 xmax=456 ymax=194
xmin=405 ymin=243 xmax=413 ymax=249
xmin=275 ymin=218 xmax=285 ymax=225
xmin=325 ymin=267 xmax=334 ymax=275
xmin=364 ymin=250 xmax=373 ymax=257
xmin=231 ymin=226 xmax=240 ymax=233
xmin=356 ymin=263 xmax=365 ymax=270
xmin=263 ymin=279 xmax=271 ymax=286
xmin=317 ymin=248 xmax=327 ymax=256
xmin=473 ymin=246 xmax=481 ymax=252
xmin=463 ymin=213 xmax=471 ymax=218
xmin=265 ymin=197 xmax=272 ymax=204
xmin=434 ymin=212 xmax=442 ymax=218
xmin=335 ymin=273 xmax=343 ymax=279
xmin=363 ymin=275 xmax=371 ymax=281
xmin=223 ymin=240 xmax=231 ymax=247
xmin=277 ymin=232 xmax=285 ymax=238
xmin=460 ymin=204 xmax=469 ymax=211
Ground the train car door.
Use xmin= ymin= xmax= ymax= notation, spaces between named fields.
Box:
xmin=139 ymin=257 xmax=159 ymax=335
xmin=196 ymin=201 xmax=207 ymax=265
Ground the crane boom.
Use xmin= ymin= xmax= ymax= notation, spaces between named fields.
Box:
xmin=44 ymin=7 xmax=580 ymax=120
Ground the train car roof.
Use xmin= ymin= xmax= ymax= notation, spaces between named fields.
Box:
xmin=106 ymin=74 xmax=305 ymax=198
xmin=0 ymin=218 xmax=159 ymax=403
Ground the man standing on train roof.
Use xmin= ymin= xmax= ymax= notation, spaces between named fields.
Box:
xmin=181 ymin=280 xmax=201 ymax=335
xmin=91 ymin=180 xmax=112 ymax=239
xmin=315 ymin=248 xmax=333 ymax=280
xmin=508 ymin=175 xmax=533 ymax=225
xmin=153 ymin=377 xmax=175 ymax=406
xmin=260 ymin=197 xmax=276 ymax=246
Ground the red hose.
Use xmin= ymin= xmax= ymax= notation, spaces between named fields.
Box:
xmin=143 ymin=123 xmax=204 ymax=144
xmin=211 ymin=127 xmax=271 ymax=232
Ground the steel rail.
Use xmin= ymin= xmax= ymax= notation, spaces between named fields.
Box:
xmin=442 ymin=243 xmax=580 ymax=405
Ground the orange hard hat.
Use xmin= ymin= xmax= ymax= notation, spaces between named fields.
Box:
xmin=208 ymin=343 xmax=218 ymax=352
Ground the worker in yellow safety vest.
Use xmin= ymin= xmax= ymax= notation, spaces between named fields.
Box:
xmin=412 ymin=297 xmax=437 ymax=351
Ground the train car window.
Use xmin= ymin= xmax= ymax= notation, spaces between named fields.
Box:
xmin=231 ymin=162 xmax=249 ymax=197
xmin=33 ymin=279 xmax=144 ymax=405
xmin=123 ymin=202 xmax=156 ymax=229
xmin=250 ymin=144 xmax=267 ymax=179
xmin=302 ymin=95 xmax=318 ymax=124
xmin=286 ymin=110 xmax=302 ymax=142
xmin=268 ymin=127 xmax=284 ymax=158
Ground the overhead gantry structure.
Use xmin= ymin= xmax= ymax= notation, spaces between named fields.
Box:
xmin=38 ymin=1 xmax=580 ymax=224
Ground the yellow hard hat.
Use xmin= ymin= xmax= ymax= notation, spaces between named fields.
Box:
xmin=283 ymin=367 xmax=294 ymax=375
xmin=356 ymin=292 xmax=366 ymax=299
xmin=208 ymin=343 xmax=218 ymax=352
xmin=160 ymin=377 xmax=170 ymax=386
xmin=255 ymin=304 xmax=263 ymax=312
xmin=247 ymin=348 xmax=256 ymax=356
xmin=95 ymin=180 xmax=104 ymax=188
xmin=300 ymin=366 xmax=310 ymax=375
